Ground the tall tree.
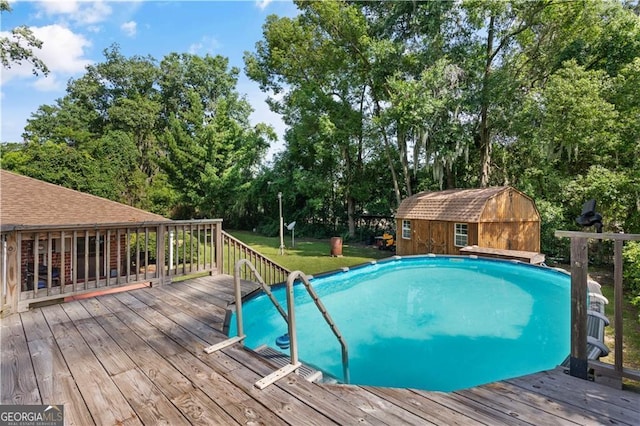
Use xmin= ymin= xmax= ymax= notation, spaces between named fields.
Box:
xmin=159 ymin=53 xmax=274 ymax=220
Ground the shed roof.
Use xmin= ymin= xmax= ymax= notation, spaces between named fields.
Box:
xmin=1 ymin=170 xmax=168 ymax=230
xmin=396 ymin=186 xmax=517 ymax=222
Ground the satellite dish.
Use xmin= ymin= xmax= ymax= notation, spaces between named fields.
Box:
xmin=286 ymin=221 xmax=296 ymax=230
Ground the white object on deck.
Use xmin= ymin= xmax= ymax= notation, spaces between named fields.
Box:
xmin=255 ymin=362 xmax=302 ymax=389
xmin=203 ymin=335 xmax=245 ymax=354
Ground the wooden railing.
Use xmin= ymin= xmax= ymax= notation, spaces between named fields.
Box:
xmin=0 ymin=220 xmax=222 ymax=314
xmin=555 ymin=230 xmax=640 ymax=386
xmin=0 ymin=222 xmax=289 ymax=315
xmin=221 ymin=231 xmax=290 ymax=286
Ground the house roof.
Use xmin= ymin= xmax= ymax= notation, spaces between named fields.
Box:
xmin=396 ymin=186 xmax=517 ymax=222
xmin=0 ymin=170 xmax=168 ymax=230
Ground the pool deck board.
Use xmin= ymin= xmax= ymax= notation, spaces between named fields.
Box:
xmin=1 ymin=274 xmax=639 ymax=425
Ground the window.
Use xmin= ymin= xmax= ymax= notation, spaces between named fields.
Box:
xmin=402 ymin=220 xmax=411 ymax=239
xmin=454 ymin=223 xmax=468 ymax=247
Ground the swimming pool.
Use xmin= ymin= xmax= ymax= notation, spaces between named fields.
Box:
xmin=229 ymin=255 xmax=571 ymax=392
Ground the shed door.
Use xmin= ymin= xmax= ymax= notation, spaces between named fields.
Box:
xmin=427 ymin=222 xmax=447 ymax=254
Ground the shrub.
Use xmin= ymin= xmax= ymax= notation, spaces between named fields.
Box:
xmin=622 ymin=241 xmax=640 ymax=298
xmin=537 ymin=199 xmax=571 ymax=261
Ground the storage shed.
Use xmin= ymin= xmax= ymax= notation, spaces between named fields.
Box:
xmin=395 ymin=186 xmax=540 ymax=256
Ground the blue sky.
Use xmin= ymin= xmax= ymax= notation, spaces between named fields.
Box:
xmin=1 ymin=0 xmax=297 ymax=158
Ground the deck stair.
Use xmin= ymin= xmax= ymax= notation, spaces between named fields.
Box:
xmin=253 ymin=345 xmax=323 ymax=383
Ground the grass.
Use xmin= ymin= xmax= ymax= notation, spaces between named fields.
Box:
xmin=227 ymin=230 xmax=392 ymax=275
xmin=590 ymin=269 xmax=640 ymax=391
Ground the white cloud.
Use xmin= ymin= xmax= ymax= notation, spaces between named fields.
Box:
xmin=256 ymin=0 xmax=273 ymax=11
xmin=120 ymin=20 xmax=137 ymax=37
xmin=188 ymin=36 xmax=221 ymax=55
xmin=31 ymin=25 xmax=92 ymax=73
xmin=32 ymin=74 xmax=64 ymax=92
xmin=0 ymin=24 xmax=92 ymax=87
xmin=35 ymin=0 xmax=113 ymax=26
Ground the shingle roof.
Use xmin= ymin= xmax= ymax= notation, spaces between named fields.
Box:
xmin=1 ymin=170 xmax=168 ymax=230
xmin=396 ymin=186 xmax=511 ymax=222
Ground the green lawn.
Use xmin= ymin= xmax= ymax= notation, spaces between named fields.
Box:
xmin=226 ymin=230 xmax=392 ymax=275
xmin=600 ymin=284 xmax=640 ymax=371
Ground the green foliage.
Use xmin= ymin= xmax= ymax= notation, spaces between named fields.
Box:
xmin=564 ymin=166 xmax=638 ymax=232
xmin=536 ymin=199 xmax=570 ymax=261
xmin=623 ymin=241 xmax=640 ymax=297
xmin=0 ymin=0 xmax=49 ymax=76
xmin=128 ymin=230 xmax=210 ymax=266
xmin=3 ymin=0 xmax=639 ymax=250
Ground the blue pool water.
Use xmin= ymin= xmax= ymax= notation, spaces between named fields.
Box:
xmin=229 ymin=256 xmax=571 ymax=391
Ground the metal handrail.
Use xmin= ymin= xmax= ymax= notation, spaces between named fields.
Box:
xmin=204 ymin=260 xmax=350 ymax=387
xmin=288 ymin=270 xmax=350 ymax=384
xmin=204 ymin=258 xmax=301 ymax=389
xmin=231 ymin=258 xmax=289 ymax=340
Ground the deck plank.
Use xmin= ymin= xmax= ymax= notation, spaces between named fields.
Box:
xmin=320 ymin=384 xmax=442 ymax=425
xmin=0 ymin=313 xmax=41 ymax=404
xmin=506 ymin=371 xmax=640 ymax=424
xmin=2 ymin=274 xmax=639 ymax=426
xmin=167 ymin=351 xmax=284 ymax=425
xmin=123 ymin=285 xmax=339 ymax=424
xmin=199 ymin=346 xmax=341 ymax=425
xmin=111 ymin=369 xmax=191 ymax=426
xmin=153 ymin=285 xmax=227 ymax=328
xmin=77 ymin=297 xmax=197 ymax=400
xmin=508 ymin=369 xmax=640 ymax=413
xmin=79 ymin=295 xmax=256 ymax=425
xmin=39 ymin=304 xmax=142 ymax=425
xmin=60 ymin=302 xmax=138 ymax=376
xmin=470 ymin=380 xmax=612 ymax=425
xmin=21 ymin=309 xmax=94 ymax=425
xmin=222 ymin=344 xmax=386 ymax=425
xmin=169 ymin=388 xmax=240 ymax=425
xmin=359 ymin=385 xmax=484 ymax=425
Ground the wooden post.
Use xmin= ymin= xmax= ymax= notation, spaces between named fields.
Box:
xmin=569 ymin=237 xmax=588 ymax=379
xmin=215 ymin=222 xmax=223 ymax=275
xmin=614 ymin=240 xmax=623 ymax=376
xmin=5 ymin=232 xmax=19 ymax=315
xmin=156 ymin=224 xmax=166 ymax=285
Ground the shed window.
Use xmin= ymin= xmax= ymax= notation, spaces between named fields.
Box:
xmin=402 ymin=220 xmax=411 ymax=239
xmin=454 ymin=223 xmax=468 ymax=247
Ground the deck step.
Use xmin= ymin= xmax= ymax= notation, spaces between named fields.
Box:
xmin=253 ymin=345 xmax=323 ymax=383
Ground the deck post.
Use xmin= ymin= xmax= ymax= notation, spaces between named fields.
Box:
xmin=569 ymin=237 xmax=588 ymax=380
xmin=215 ymin=222 xmax=223 ymax=274
xmin=157 ymin=224 xmax=166 ymax=285
xmin=4 ymin=232 xmax=19 ymax=315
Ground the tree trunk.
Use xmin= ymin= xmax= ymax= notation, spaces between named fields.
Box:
xmin=374 ymin=100 xmax=402 ymax=207
xmin=347 ymin=195 xmax=356 ymax=237
xmin=479 ymin=14 xmax=495 ymax=188
xmin=398 ymin=128 xmax=412 ymax=196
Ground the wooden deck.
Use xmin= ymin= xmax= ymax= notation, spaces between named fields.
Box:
xmin=1 ymin=274 xmax=638 ymax=425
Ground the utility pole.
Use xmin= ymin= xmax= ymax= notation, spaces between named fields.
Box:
xmin=278 ymin=192 xmax=285 ymax=255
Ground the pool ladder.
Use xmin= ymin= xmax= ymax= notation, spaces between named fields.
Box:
xmin=204 ymin=259 xmax=350 ymax=389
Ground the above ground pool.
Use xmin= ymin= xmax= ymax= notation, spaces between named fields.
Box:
xmin=228 ymin=255 xmax=571 ymax=392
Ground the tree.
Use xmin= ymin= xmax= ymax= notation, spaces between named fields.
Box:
xmin=246 ymin=1 xmax=376 ymax=236
xmin=0 ymin=0 xmax=48 ymax=76
xmin=159 ymin=53 xmax=274 ymax=220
